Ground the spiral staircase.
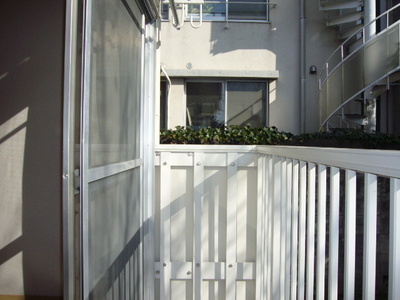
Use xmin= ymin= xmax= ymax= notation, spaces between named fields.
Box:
xmin=318 ymin=0 xmax=400 ymax=132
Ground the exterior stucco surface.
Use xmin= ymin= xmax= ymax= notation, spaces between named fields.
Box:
xmin=160 ymin=2 xmax=340 ymax=133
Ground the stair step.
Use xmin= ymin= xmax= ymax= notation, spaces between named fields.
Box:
xmin=370 ymin=71 xmax=400 ymax=97
xmin=327 ymin=11 xmax=363 ymax=26
xmin=321 ymin=0 xmax=362 ymax=10
xmin=339 ymin=23 xmax=363 ymax=39
xmin=342 ymin=113 xmax=368 ymax=125
xmin=370 ymin=85 xmax=388 ymax=98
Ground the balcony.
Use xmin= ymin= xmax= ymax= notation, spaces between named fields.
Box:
xmin=154 ymin=144 xmax=400 ymax=299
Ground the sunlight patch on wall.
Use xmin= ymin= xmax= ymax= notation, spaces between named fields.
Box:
xmin=0 ymin=107 xmax=28 ymax=251
xmin=0 ymin=252 xmax=24 ymax=294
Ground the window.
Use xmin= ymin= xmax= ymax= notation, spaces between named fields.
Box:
xmin=228 ymin=0 xmax=268 ymax=21
xmin=186 ymin=81 xmax=268 ymax=128
xmin=161 ymin=3 xmax=169 ymax=20
xmin=162 ymin=0 xmax=271 ymax=22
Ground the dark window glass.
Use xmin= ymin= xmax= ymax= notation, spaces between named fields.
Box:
xmin=186 ymin=82 xmax=225 ymax=128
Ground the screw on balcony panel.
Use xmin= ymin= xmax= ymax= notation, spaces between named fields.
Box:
xmin=230 ymin=162 xmax=235 ymax=166
xmin=156 ymin=270 xmax=160 ymax=274
xmin=163 ymin=162 xmax=167 ymax=165
xmin=187 ymin=271 xmax=192 ymax=275
xmin=196 ymin=162 xmax=201 ymax=166
xmin=163 ymin=263 xmax=167 ymax=267
xmin=196 ymin=263 xmax=200 ymax=267
xmin=228 ymin=264 xmax=233 ymax=268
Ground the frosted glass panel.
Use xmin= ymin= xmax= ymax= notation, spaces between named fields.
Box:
xmin=327 ymin=67 xmax=342 ymax=117
xmin=88 ymin=0 xmax=142 ymax=168
xmin=386 ymin=26 xmax=400 ymax=70
xmin=88 ymin=168 xmax=141 ymax=296
xmin=319 ymin=85 xmax=328 ymax=126
xmin=364 ymin=34 xmax=388 ymax=86
xmin=343 ymin=51 xmax=364 ymax=100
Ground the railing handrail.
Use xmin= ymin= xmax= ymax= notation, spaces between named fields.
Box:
xmin=319 ymin=65 xmax=400 ymax=131
xmin=156 ymin=144 xmax=400 ymax=178
xmin=319 ymin=3 xmax=400 ymax=88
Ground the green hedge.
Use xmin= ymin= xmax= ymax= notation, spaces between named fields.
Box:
xmin=160 ymin=126 xmax=400 ymax=149
xmin=160 ymin=126 xmax=292 ymax=145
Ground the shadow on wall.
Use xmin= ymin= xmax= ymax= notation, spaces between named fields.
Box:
xmin=209 ymin=21 xmax=277 ymax=55
xmin=0 ymin=0 xmax=64 ymax=297
xmin=207 ymin=18 xmax=301 ymax=132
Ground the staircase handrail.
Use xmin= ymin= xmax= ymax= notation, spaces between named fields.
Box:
xmin=319 ymin=3 xmax=400 ymax=88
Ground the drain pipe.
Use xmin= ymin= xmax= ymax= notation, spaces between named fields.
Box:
xmin=170 ymin=0 xmax=182 ymax=29
xmin=300 ymin=0 xmax=306 ymax=133
xmin=160 ymin=65 xmax=171 ymax=128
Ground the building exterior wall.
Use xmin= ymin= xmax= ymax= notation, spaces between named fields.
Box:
xmin=160 ymin=1 xmax=340 ymax=133
xmin=0 ymin=0 xmax=65 ymax=297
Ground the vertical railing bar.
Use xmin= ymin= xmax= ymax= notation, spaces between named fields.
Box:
xmin=160 ymin=152 xmax=171 ymax=300
xmin=306 ymin=163 xmax=316 ymax=300
xmin=326 ymin=62 xmax=329 ymax=78
xmin=328 ymin=167 xmax=340 ymax=300
xmin=256 ymin=155 xmax=265 ymax=300
xmin=389 ymin=178 xmax=400 ymax=300
xmin=272 ymin=156 xmax=282 ymax=300
xmin=291 ymin=160 xmax=300 ymax=300
xmin=193 ymin=152 xmax=204 ymax=300
xmin=362 ymin=173 xmax=377 ymax=300
xmin=341 ymin=45 xmax=344 ymax=60
xmin=226 ymin=152 xmax=238 ymax=300
xmin=316 ymin=165 xmax=327 ymax=300
xmin=130 ymin=255 xmax=134 ymax=299
xmin=263 ymin=155 xmax=270 ymax=300
xmin=298 ymin=161 xmax=307 ymax=300
xmin=280 ymin=158 xmax=287 ymax=299
xmin=344 ymin=170 xmax=357 ymax=300
xmin=285 ymin=158 xmax=293 ymax=300
xmin=267 ymin=155 xmax=273 ymax=300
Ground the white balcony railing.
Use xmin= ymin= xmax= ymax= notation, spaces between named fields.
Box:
xmin=155 ymin=144 xmax=400 ymax=300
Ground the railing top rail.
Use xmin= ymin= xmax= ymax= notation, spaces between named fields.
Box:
xmin=319 ymin=3 xmax=400 ymax=87
xmin=156 ymin=144 xmax=258 ymax=153
xmin=155 ymin=144 xmax=400 ymax=178
xmin=257 ymin=145 xmax=400 ymax=178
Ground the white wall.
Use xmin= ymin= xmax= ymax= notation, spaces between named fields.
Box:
xmin=160 ymin=1 xmax=339 ymax=133
xmin=0 ymin=1 xmax=64 ymax=297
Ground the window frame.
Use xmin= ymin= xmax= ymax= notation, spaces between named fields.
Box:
xmin=184 ymin=78 xmax=269 ymax=128
xmin=162 ymin=0 xmax=271 ymax=23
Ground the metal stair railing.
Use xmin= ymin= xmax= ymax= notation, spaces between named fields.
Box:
xmin=318 ymin=3 xmax=400 ymax=130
